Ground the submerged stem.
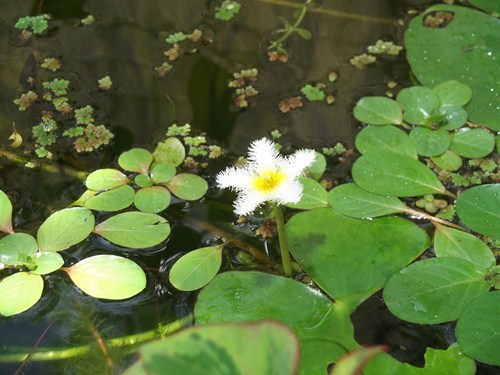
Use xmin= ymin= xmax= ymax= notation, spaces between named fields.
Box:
xmin=273 ymin=205 xmax=293 ymax=277
xmin=268 ymin=0 xmax=312 ymax=51
xmin=402 ymin=207 xmax=467 ymax=232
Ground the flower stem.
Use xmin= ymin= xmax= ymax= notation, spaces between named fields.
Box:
xmin=273 ymin=205 xmax=293 ymax=276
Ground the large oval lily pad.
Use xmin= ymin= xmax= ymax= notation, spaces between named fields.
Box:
xmin=118 ymin=148 xmax=153 ymax=174
xmin=353 ymin=97 xmax=402 ymax=125
xmin=85 ymin=169 xmax=130 ymax=191
xmin=167 ymin=174 xmax=208 ymax=201
xmin=449 ymin=128 xmax=495 ymax=158
xmin=355 ymin=125 xmax=417 ymax=159
xmin=84 ymin=184 xmax=135 ymax=212
xmin=0 ymin=272 xmax=43 ymax=316
xmin=134 ymin=186 xmax=171 ymax=213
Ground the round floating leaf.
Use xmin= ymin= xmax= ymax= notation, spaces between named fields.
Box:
xmin=153 ymin=137 xmax=185 ymax=167
xmin=37 ymin=207 xmax=95 ymax=252
xmin=409 ymin=127 xmax=450 ymax=157
xmin=383 ymin=257 xmax=490 ymax=324
xmin=353 ymin=97 xmax=402 ymax=125
xmin=430 ymin=149 xmax=462 ymax=171
xmin=305 ymin=152 xmax=326 ymax=180
xmin=94 ymin=212 xmax=170 ymax=248
xmin=118 ymin=148 xmax=153 ymax=173
xmin=456 ymin=184 xmax=500 ymax=240
xmin=134 ymin=186 xmax=171 ymax=213
xmin=405 ymin=4 xmax=500 ymax=131
xmin=84 ymin=184 xmax=135 ymax=212
xmin=66 ymin=255 xmax=146 ymax=300
xmin=456 ymin=291 xmax=500 ymax=366
xmin=0 ymin=233 xmax=38 ymax=266
xmin=0 ymin=190 xmax=13 ymax=233
xmin=150 ymin=162 xmax=176 ymax=184
xmin=434 ymin=225 xmax=495 ymax=269
xmin=123 ymin=321 xmax=299 ymax=375
xmin=449 ymin=128 xmax=495 ymax=158
xmin=439 ymin=105 xmax=468 ymax=131
xmin=397 ymin=86 xmax=440 ymax=126
xmin=352 ymin=152 xmax=446 ymax=197
xmin=327 ymin=183 xmax=407 ymax=218
xmin=285 ymin=177 xmax=328 ymax=210
xmin=0 ymin=272 xmax=43 ymax=316
xmin=31 ymin=251 xmax=64 ymax=275
xmin=167 ymin=173 xmax=208 ymax=201
xmin=134 ymin=174 xmax=153 ymax=188
xmin=169 ymin=246 xmax=222 ymax=291
xmin=433 ymin=80 xmax=472 ymax=107
xmin=85 ymin=169 xmax=129 ymax=191
xmin=287 ymin=209 xmax=429 ymax=308
xmin=355 ymin=125 xmax=417 ymax=159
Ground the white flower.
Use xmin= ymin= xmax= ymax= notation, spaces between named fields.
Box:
xmin=216 ymin=138 xmax=316 ymax=216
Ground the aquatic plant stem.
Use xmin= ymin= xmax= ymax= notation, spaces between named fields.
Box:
xmin=402 ymin=207 xmax=467 ymax=231
xmin=273 ymin=205 xmax=293 ymax=277
xmin=268 ymin=0 xmax=312 ymax=51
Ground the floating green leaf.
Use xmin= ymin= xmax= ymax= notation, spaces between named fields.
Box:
xmin=118 ymin=148 xmax=153 ymax=174
xmin=439 ymin=105 xmax=468 ymax=131
xmin=31 ymin=251 xmax=64 ymax=275
xmin=305 ymin=152 xmax=326 ymax=180
xmin=383 ymin=257 xmax=490 ymax=324
xmin=0 ymin=272 xmax=43 ymax=316
xmin=397 ymin=86 xmax=440 ymax=126
xmin=150 ymin=162 xmax=176 ymax=184
xmin=449 ymin=128 xmax=495 ymax=158
xmin=409 ymin=127 xmax=450 ymax=157
xmin=352 ymin=152 xmax=446 ymax=197
xmin=285 ymin=177 xmax=328 ymax=210
xmin=433 ymin=80 xmax=472 ymax=107
xmin=66 ymin=255 xmax=146 ymax=300
xmin=134 ymin=186 xmax=171 ymax=213
xmin=0 ymin=233 xmax=37 ymax=266
xmin=84 ymin=185 xmax=135 ymax=212
xmin=355 ymin=125 xmax=417 ymax=158
xmin=353 ymin=97 xmax=402 ymax=125
xmin=215 ymin=0 xmax=241 ymax=21
xmin=167 ymin=173 xmax=208 ymax=201
xmin=0 ymin=190 xmax=13 ymax=233
xmin=456 ymin=291 xmax=500 ymax=366
xmin=301 ymin=84 xmax=325 ymax=101
xmin=37 ymin=207 xmax=95 ymax=252
xmin=134 ymin=174 xmax=153 ymax=188
xmin=153 ymin=137 xmax=185 ymax=167
xmin=456 ymin=184 xmax=500 ymax=240
xmin=85 ymin=169 xmax=130 ymax=191
xmin=327 ymin=183 xmax=407 ymax=218
xmin=430 ymin=149 xmax=462 ymax=171
xmin=94 ymin=212 xmax=170 ymax=248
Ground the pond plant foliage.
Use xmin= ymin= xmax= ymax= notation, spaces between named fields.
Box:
xmin=0 ymin=1 xmax=499 ymax=374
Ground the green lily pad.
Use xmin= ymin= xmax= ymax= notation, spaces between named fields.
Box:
xmin=134 ymin=186 xmax=171 ymax=213
xmin=0 ymin=272 xmax=43 ymax=316
xmin=353 ymin=97 xmax=402 ymax=125
xmin=409 ymin=127 xmax=450 ymax=157
xmin=305 ymin=152 xmax=326 ymax=180
xmin=456 ymin=291 xmax=500 ymax=366
xmin=327 ymin=183 xmax=407 ymax=218
xmin=285 ymin=177 xmax=328 ymax=210
xmin=434 ymin=224 xmax=495 ymax=269
xmin=153 ymin=137 xmax=185 ymax=167
xmin=449 ymin=128 xmax=495 ymax=158
xmin=94 ymin=212 xmax=170 ymax=248
xmin=352 ymin=152 xmax=446 ymax=197
xmin=430 ymin=149 xmax=462 ymax=171
xmin=439 ymin=105 xmax=468 ymax=131
xmin=355 ymin=125 xmax=417 ymax=159
xmin=301 ymin=338 xmax=346 ymax=375
xmin=286 ymin=209 xmax=429 ymax=308
xmin=0 ymin=190 xmax=13 ymax=233
xmin=383 ymin=257 xmax=490 ymax=324
xmin=118 ymin=148 xmax=153 ymax=174
xmin=169 ymin=246 xmax=222 ymax=291
xmin=0 ymin=233 xmax=38 ymax=266
xmin=31 ymin=251 xmax=64 ymax=275
xmin=66 ymin=254 xmax=146 ymax=300
xmin=396 ymin=86 xmax=440 ymax=126
xmin=37 ymin=207 xmax=95 ymax=252
xmin=405 ymin=4 xmax=500 ymax=131
xmin=433 ymin=80 xmax=472 ymax=107
xmin=167 ymin=173 xmax=208 ymax=201
xmin=456 ymin=184 xmax=500 ymax=240
xmin=134 ymin=174 xmax=154 ymax=188
xmin=150 ymin=162 xmax=176 ymax=184
xmin=85 ymin=169 xmax=130 ymax=191
xmin=466 ymin=0 xmax=500 ymax=15
xmin=84 ymin=184 xmax=135 ymax=212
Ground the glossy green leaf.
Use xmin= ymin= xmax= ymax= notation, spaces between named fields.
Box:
xmin=397 ymin=86 xmax=440 ymax=126
xmin=439 ymin=105 xmax=468 ymax=131
xmin=383 ymin=257 xmax=490 ymax=324
xmin=71 ymin=189 xmax=97 ymax=207
xmin=84 ymin=184 xmax=135 ymax=212
xmin=66 ymin=255 xmax=146 ymax=300
xmin=456 ymin=184 xmax=500 ymax=240
xmin=287 ymin=209 xmax=429 ymax=308
xmin=352 ymin=152 xmax=446 ymax=197
xmin=300 ymin=338 xmax=346 ymax=375
xmin=409 ymin=127 xmax=450 ymax=157
xmin=37 ymin=207 xmax=95 ymax=252
xmin=305 ymin=152 xmax=326 ymax=180
xmin=449 ymin=128 xmax=495 ymax=158
xmin=468 ymin=0 xmax=500 ymax=12
xmin=118 ymin=148 xmax=153 ymax=173
xmin=167 ymin=173 xmax=207 ymax=201
xmin=0 ymin=190 xmax=13 ymax=233
xmin=330 ymin=346 xmax=386 ymax=375
xmin=153 ymin=137 xmax=185 ymax=167
xmin=434 ymin=224 xmax=495 ymax=269
xmin=433 ymin=80 xmax=472 ymax=107
xmin=134 ymin=174 xmax=153 ymax=188
xmin=94 ymin=212 xmax=170 ymax=248
xmin=405 ymin=4 xmax=500 ymax=131
xmin=85 ymin=169 xmax=130 ymax=191
xmin=150 ymin=162 xmax=176 ymax=184
xmin=169 ymin=246 xmax=222 ymax=291
xmin=456 ymin=291 xmax=500 ymax=366
xmin=134 ymin=186 xmax=171 ymax=213
xmin=123 ymin=321 xmax=299 ymax=375
xmin=31 ymin=251 xmax=64 ymax=275
xmin=327 ymin=183 xmax=407 ymax=218
xmin=353 ymin=97 xmax=402 ymax=125
xmin=0 ymin=272 xmax=43 ymax=316
xmin=355 ymin=125 xmax=417 ymax=158
xmin=0 ymin=233 xmax=38 ymax=266
xmin=430 ymin=150 xmax=462 ymax=171
xmin=285 ymin=177 xmax=328 ymax=210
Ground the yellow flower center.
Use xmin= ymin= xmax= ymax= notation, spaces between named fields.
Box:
xmin=252 ymin=169 xmax=285 ymax=193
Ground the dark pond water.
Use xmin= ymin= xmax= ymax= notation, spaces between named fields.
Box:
xmin=0 ymin=0 xmax=498 ymax=374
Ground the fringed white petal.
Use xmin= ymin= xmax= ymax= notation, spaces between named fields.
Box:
xmin=269 ymin=179 xmax=303 ymax=205
xmin=216 ymin=166 xmax=253 ymax=190
xmin=233 ymin=191 xmax=267 ymax=216
xmin=280 ymin=149 xmax=316 ymax=179
xmin=247 ymin=138 xmax=280 ymax=170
